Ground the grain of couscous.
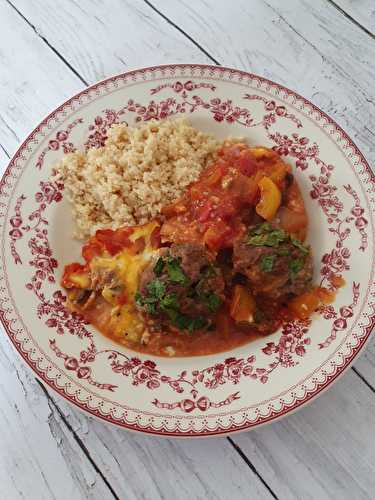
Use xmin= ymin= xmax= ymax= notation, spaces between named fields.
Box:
xmin=55 ymin=118 xmax=218 ymax=239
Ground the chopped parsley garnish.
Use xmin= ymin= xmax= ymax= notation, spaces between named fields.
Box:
xmin=260 ymin=254 xmax=276 ymax=273
xmin=291 ymin=237 xmax=309 ymax=254
xmin=200 ymin=292 xmax=222 ymax=312
xmin=136 ymin=273 xmax=209 ymax=333
xmin=134 ymin=291 xmax=143 ymax=308
xmin=247 ymin=223 xmax=310 ymax=281
xmin=247 ymin=223 xmax=287 ymax=247
xmin=153 ymin=257 xmax=165 ymax=276
xmin=146 ymin=279 xmax=166 ymax=299
xmin=166 ymin=257 xmax=189 ymax=285
xmin=277 ymin=247 xmax=290 ymax=257
xmin=159 ymin=292 xmax=179 ymax=312
xmin=288 ymin=257 xmax=305 ymax=279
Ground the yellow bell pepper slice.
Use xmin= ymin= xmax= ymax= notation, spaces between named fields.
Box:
xmin=256 ymin=176 xmax=282 ymax=221
xmin=230 ymin=285 xmax=256 ymax=323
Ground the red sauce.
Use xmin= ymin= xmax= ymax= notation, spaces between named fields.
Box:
xmin=62 ymin=144 xmax=344 ymax=357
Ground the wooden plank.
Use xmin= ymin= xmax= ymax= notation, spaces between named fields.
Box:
xmin=0 ymin=326 xmax=116 ymax=499
xmin=8 ymin=0 xmax=375 ymax=497
xmin=332 ymin=0 xmax=375 ymax=35
xmin=231 ymin=370 xmax=375 ymax=499
xmin=2 ymin=0 xmax=375 ymax=498
xmin=149 ymin=0 xmax=375 ymax=163
xmin=0 ymin=0 xmax=84 ymax=156
xmin=0 ymin=2 xmax=274 ymax=499
xmin=42 ymin=390 xmax=274 ymax=500
xmin=10 ymin=0 xmax=212 ymax=84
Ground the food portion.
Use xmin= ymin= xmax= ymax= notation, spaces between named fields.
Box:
xmin=54 ymin=118 xmax=218 ymax=239
xmin=232 ymin=223 xmax=313 ymax=300
xmin=137 ymin=243 xmax=225 ymax=333
xmin=61 ymin=120 xmax=340 ymax=357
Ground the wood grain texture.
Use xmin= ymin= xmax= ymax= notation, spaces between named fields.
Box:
xmin=333 ymin=0 xmax=375 ymax=35
xmin=0 ymin=0 xmax=84 ymax=156
xmin=150 ymin=0 xmax=375 ymax=162
xmin=231 ymin=371 xmax=375 ymax=500
xmin=1 ymin=0 xmax=375 ymax=498
xmin=41 ymin=393 xmax=274 ymax=500
xmin=0 ymin=2 xmax=273 ymax=499
xmin=10 ymin=0 xmax=212 ymax=84
xmin=0 ymin=330 xmax=116 ymax=499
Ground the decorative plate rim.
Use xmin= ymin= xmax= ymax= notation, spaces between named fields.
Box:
xmin=0 ymin=63 xmax=374 ymax=438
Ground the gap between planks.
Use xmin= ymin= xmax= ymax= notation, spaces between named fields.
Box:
xmin=2 ymin=0 xmax=275 ymax=493
xmin=36 ymin=380 xmax=121 ymax=500
xmin=327 ymin=0 xmax=375 ymax=40
xmin=1 ymin=0 xmax=374 ymax=494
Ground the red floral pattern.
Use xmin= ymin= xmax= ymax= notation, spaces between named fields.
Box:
xmin=152 ymin=389 xmax=240 ymax=413
xmin=318 ymin=282 xmax=360 ymax=349
xmin=84 ymin=95 xmax=255 ymax=149
xmin=3 ymin=71 xmax=372 ymax=426
xmin=344 ymin=184 xmax=368 ymax=251
xmin=13 ymin=80 xmax=368 ymax=397
xmin=150 ymin=80 xmax=216 ymax=96
xmin=36 ymin=118 xmax=83 ymax=170
xmin=244 ymin=94 xmax=303 ymax=129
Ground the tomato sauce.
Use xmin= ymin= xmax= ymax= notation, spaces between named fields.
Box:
xmin=62 ymin=143 xmax=344 ymax=357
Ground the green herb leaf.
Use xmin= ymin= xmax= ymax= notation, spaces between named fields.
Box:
xmin=146 ymin=279 xmax=166 ymax=299
xmin=153 ymin=257 xmax=165 ymax=276
xmin=166 ymin=258 xmax=189 ymax=285
xmin=260 ymin=254 xmax=276 ymax=273
xmin=134 ymin=291 xmax=143 ymax=307
xmin=291 ymin=237 xmax=309 ymax=254
xmin=160 ymin=293 xmax=179 ymax=312
xmin=205 ymin=293 xmax=222 ymax=312
xmin=173 ymin=313 xmax=191 ymax=331
xmin=277 ymin=247 xmax=290 ymax=257
xmin=247 ymin=224 xmax=287 ymax=248
xmin=188 ymin=316 xmax=207 ymax=332
xmin=145 ymin=302 xmax=157 ymax=315
xmin=288 ymin=257 xmax=305 ymax=279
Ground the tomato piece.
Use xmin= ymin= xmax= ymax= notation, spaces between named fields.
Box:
xmin=203 ymin=221 xmax=231 ymax=251
xmin=61 ymin=263 xmax=89 ymax=289
xmin=82 ymin=240 xmax=103 ymax=262
xmin=279 ymin=207 xmax=308 ymax=235
xmin=198 ymin=200 xmax=213 ymax=222
xmin=237 ymin=152 xmax=257 ymax=177
xmin=95 ymin=227 xmax=133 ymax=255
xmin=116 ymin=290 xmax=128 ymax=305
xmin=230 ymin=285 xmax=256 ymax=323
xmin=162 ymin=198 xmax=187 ymax=216
xmin=150 ymin=225 xmax=161 ymax=249
xmin=256 ymin=176 xmax=282 ymax=221
xmin=285 ymin=180 xmax=306 ymax=214
xmin=204 ymin=168 xmax=223 ymax=187
xmin=288 ymin=290 xmax=321 ymax=320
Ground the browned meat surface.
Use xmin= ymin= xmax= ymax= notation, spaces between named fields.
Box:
xmin=233 ymin=236 xmax=313 ymax=300
xmin=137 ymin=243 xmax=225 ymax=330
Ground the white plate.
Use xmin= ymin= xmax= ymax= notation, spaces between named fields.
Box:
xmin=1 ymin=64 xmax=374 ymax=437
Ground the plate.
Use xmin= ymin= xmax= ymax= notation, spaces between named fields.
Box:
xmin=1 ymin=64 xmax=374 ymax=437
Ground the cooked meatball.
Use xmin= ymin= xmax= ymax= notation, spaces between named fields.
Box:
xmin=233 ymin=228 xmax=313 ymax=300
xmin=137 ymin=243 xmax=225 ymax=330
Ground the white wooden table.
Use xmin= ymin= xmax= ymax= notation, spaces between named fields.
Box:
xmin=1 ymin=1 xmax=374 ymax=498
